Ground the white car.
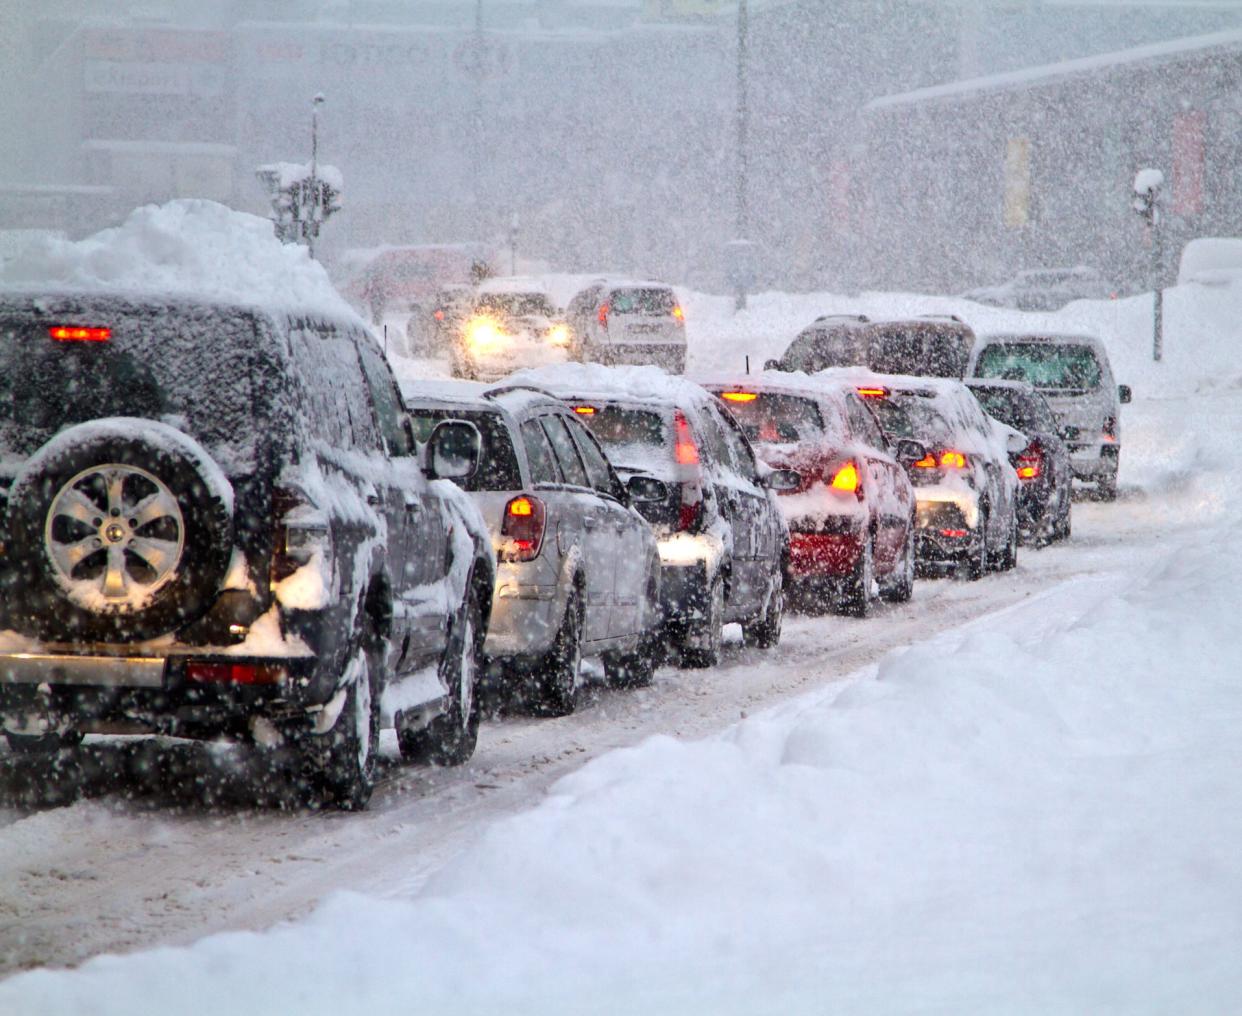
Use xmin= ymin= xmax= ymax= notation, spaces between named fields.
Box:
xmin=450 ymin=278 xmax=572 ymax=381
xmin=565 ymin=280 xmax=687 ymax=373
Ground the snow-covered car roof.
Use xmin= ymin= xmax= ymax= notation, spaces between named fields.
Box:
xmin=400 ymin=378 xmax=489 ymax=407
xmin=476 ymin=276 xmax=552 ymax=296
xmin=976 ymin=331 xmax=1107 ymax=350
xmin=694 ymin=370 xmax=843 ymax=404
xmin=507 ymin=363 xmax=710 ymax=410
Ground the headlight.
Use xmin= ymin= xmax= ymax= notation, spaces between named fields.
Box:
xmin=547 ymin=323 xmax=571 ymax=347
xmin=464 ymin=316 xmax=506 ymax=354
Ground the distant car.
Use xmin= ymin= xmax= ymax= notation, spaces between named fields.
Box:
xmin=0 ymin=290 xmax=496 ymax=810
xmin=403 ymin=383 xmax=664 ymax=715
xmin=968 ymin=332 xmax=1131 ymax=500
xmin=701 ymin=373 xmax=922 ymax=617
xmin=842 ymin=372 xmax=1024 ymax=579
xmin=511 ymin=365 xmax=791 ymax=667
xmin=565 ymin=280 xmax=687 ymax=373
xmin=766 ymin=315 xmax=975 ymax=378
xmin=451 ymin=278 xmax=573 ymax=381
xmin=406 ymin=283 xmax=475 ymax=356
xmin=962 ymin=266 xmax=1117 ymax=312
xmin=967 ymin=379 xmax=1072 ymax=543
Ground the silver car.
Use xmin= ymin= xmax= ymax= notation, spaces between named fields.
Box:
xmin=969 ymin=332 xmax=1132 ymax=500
xmin=404 ymin=384 xmax=664 ymax=716
xmin=565 ymin=279 xmax=687 ymax=373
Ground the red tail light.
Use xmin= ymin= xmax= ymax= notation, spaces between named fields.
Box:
xmin=828 ymin=460 xmax=861 ymax=496
xmin=50 ymin=325 xmax=110 ymax=342
xmin=433 ymin=309 xmax=445 ymax=321
xmin=573 ymin=405 xmax=596 ymax=415
xmin=501 ymin=494 xmax=546 ymax=562
xmin=598 ymin=303 xmax=610 ymax=327
xmin=856 ymin=386 xmax=889 ymax=399
xmin=913 ymin=453 xmax=938 ymax=469
xmin=1102 ymin=416 xmax=1118 ymax=442
xmin=674 ymin=410 xmax=700 ymax=465
xmin=939 ymin=451 xmax=968 ymax=469
xmin=1016 ymin=443 xmax=1043 ymax=481
xmin=671 ymin=304 xmax=685 ymax=322
xmin=187 ymin=662 xmax=286 ymax=685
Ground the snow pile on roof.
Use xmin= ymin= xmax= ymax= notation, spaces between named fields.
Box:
xmin=0 ymin=199 xmax=360 ymax=322
xmin=509 ymin=362 xmax=708 ymax=405
xmin=254 ymin=161 xmax=343 ymax=192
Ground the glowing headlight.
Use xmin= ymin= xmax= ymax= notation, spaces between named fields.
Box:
xmin=548 ymin=323 xmax=571 ymax=347
xmin=464 ymin=316 xmax=506 ymax=354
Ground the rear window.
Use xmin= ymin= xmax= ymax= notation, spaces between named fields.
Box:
xmin=971 ymin=387 xmax=1056 ymax=433
xmin=608 ymin=289 xmax=674 ymax=315
xmin=572 ymin=404 xmax=669 ymax=470
xmin=868 ymin=325 xmax=970 ymax=378
xmin=782 ymin=327 xmax=868 ymax=371
xmin=407 ymin=407 xmax=522 ymax=491
xmin=874 ymin=394 xmax=954 ymax=446
xmin=0 ymin=304 xmax=262 ymax=470
xmin=975 ymin=343 xmax=1102 ymax=390
xmin=712 ymin=392 xmax=826 ymax=447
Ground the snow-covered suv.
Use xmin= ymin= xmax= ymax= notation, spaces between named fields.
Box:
xmin=0 ymin=292 xmax=495 ymax=810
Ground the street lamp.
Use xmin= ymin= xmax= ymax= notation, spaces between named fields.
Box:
xmin=1133 ymin=167 xmax=1164 ymax=361
xmin=731 ymin=0 xmax=751 ymax=312
xmin=309 ymin=93 xmax=326 ymax=259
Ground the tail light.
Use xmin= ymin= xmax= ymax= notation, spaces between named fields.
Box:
xmin=433 ymin=309 xmax=445 ymax=321
xmin=500 ymin=494 xmax=546 ymax=562
xmin=938 ymin=451 xmax=968 ymax=469
xmin=678 ymin=489 xmax=702 ymax=532
xmin=828 ymin=460 xmax=862 ymax=498
xmin=187 ymin=662 xmax=286 ymax=685
xmin=272 ymin=486 xmax=331 ymax=584
xmin=50 ymin=325 xmax=110 ymax=342
xmin=598 ymin=303 xmax=610 ymax=327
xmin=856 ymin=386 xmax=889 ymax=399
xmin=1102 ymin=416 xmax=1118 ymax=442
xmin=672 ymin=304 xmax=685 ymax=322
xmin=912 ymin=453 xmax=938 ymax=469
xmin=674 ymin=410 xmax=700 ymax=465
xmin=1015 ymin=442 xmax=1043 ymax=480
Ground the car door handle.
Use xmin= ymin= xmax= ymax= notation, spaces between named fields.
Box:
xmin=583 ymin=515 xmax=599 ymax=530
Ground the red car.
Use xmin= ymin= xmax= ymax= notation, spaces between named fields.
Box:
xmin=702 ymin=374 xmax=925 ymax=616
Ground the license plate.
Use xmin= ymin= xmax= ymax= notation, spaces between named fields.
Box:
xmin=628 ymin=323 xmax=661 ymax=334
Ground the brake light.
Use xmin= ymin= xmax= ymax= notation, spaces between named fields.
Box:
xmin=186 ymin=662 xmax=286 ymax=685
xmin=50 ymin=325 xmax=110 ymax=342
xmin=856 ymin=386 xmax=889 ymax=399
xmin=674 ymin=410 xmax=700 ymax=465
xmin=940 ymin=528 xmax=968 ymax=539
xmin=913 ymin=453 xmax=938 ymax=469
xmin=434 ymin=309 xmax=445 ymax=321
xmin=672 ymin=304 xmax=685 ymax=321
xmin=829 ymin=461 xmax=861 ymax=494
xmin=1102 ymin=416 xmax=1118 ymax=442
xmin=501 ymin=494 xmax=546 ymax=562
xmin=678 ymin=489 xmax=702 ymax=532
xmin=939 ymin=451 xmax=967 ymax=469
xmin=573 ymin=405 xmax=596 ymax=415
xmin=721 ymin=391 xmax=757 ymax=402
xmin=598 ymin=303 xmax=610 ymax=327
xmin=1016 ymin=443 xmax=1043 ymax=481
xmin=271 ymin=486 xmax=331 ymax=584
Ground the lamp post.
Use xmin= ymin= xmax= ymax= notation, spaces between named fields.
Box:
xmin=733 ymin=0 xmax=750 ymax=312
xmin=1133 ymin=167 xmax=1164 ymax=361
xmin=309 ymin=92 xmax=325 ymax=260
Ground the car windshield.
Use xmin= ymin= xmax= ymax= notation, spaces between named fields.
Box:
xmin=971 ymin=387 xmax=1053 ymax=433
xmin=476 ymin=293 xmax=555 ymax=318
xmin=609 ymin=289 xmax=674 ymax=315
xmin=407 ymin=407 xmax=522 ymax=491
xmin=975 ymin=342 xmax=1103 ymax=389
xmin=0 ymin=304 xmax=259 ymax=471
xmin=713 ymin=392 xmax=826 ymax=446
xmin=571 ymin=404 xmax=668 ymax=460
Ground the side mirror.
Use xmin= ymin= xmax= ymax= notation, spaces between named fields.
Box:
xmin=1005 ymin=431 xmax=1029 ymax=455
xmin=1118 ymin=384 xmax=1132 ymax=404
xmin=894 ymin=438 xmax=927 ymax=466
xmin=425 ymin=419 xmax=481 ymax=481
xmin=763 ymin=468 xmax=801 ymax=492
xmin=626 ymin=474 xmax=669 ymax=504
xmin=763 ymin=358 xmax=782 ymax=372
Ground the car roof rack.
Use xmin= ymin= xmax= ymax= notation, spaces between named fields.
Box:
xmin=813 ymin=313 xmax=870 ymax=324
xmin=917 ymin=313 xmax=965 ymax=323
xmin=483 ymin=383 xmax=562 ymax=402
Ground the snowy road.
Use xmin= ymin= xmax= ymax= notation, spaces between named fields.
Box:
xmin=0 ymin=489 xmax=1159 ymax=979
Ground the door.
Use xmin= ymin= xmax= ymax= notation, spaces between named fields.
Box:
xmin=704 ymin=403 xmax=770 ymax=616
xmin=844 ymin=393 xmax=904 ymax=570
xmin=539 ymin=414 xmax=618 ymax=645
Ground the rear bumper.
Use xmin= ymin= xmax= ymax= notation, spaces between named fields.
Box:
xmin=913 ymin=499 xmax=980 ymax=564
xmin=1068 ymin=442 xmax=1119 ymax=479
xmin=659 ymin=561 xmax=711 ymax=625
xmin=788 ymin=528 xmax=864 ymax=579
xmin=484 ymin=582 xmax=561 ymax=658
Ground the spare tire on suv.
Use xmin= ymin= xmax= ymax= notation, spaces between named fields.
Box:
xmin=4 ymin=418 xmax=233 ymax=642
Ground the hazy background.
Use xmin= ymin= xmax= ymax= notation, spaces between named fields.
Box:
xmin=2 ymin=0 xmax=1240 ymax=293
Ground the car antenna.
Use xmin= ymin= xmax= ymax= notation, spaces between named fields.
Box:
xmin=383 ymin=323 xmax=388 ymax=356
xmin=745 ymin=355 xmax=750 ymax=375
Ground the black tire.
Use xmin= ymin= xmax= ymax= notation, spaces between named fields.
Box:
xmin=304 ymin=642 xmax=381 ymax=811
xmin=839 ymin=535 xmax=874 ymax=618
xmin=1057 ymin=500 xmax=1073 ymax=540
xmin=1097 ymin=473 xmax=1118 ymax=502
xmin=4 ymin=730 xmax=83 ymax=755
xmin=527 ymin=587 xmax=583 ymax=716
xmin=680 ymin=575 xmax=724 ymax=668
xmin=965 ymin=514 xmax=989 ymax=581
xmin=4 ymin=422 xmax=232 ymax=642
xmin=604 ymin=632 xmax=657 ymax=689
xmin=879 ymin=525 xmax=916 ymax=603
xmin=995 ymin=511 xmax=1019 ymax=572
xmin=398 ymin=590 xmax=483 ymax=765
xmin=741 ymin=584 xmax=783 ymax=649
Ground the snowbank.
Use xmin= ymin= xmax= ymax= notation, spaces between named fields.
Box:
xmin=0 ymin=199 xmax=361 ymax=323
